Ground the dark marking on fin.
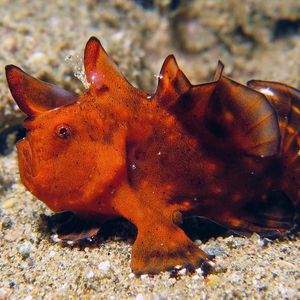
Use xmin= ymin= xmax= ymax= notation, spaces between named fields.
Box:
xmin=205 ymin=76 xmax=280 ymax=157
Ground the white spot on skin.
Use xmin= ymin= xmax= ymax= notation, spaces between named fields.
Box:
xmin=157 ymin=151 xmax=162 ymax=156
xmin=90 ymin=74 xmax=97 ymax=83
xmin=131 ymin=163 xmax=137 ymax=170
xmin=259 ymin=87 xmax=275 ymax=96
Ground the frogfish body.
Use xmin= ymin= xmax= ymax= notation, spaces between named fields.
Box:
xmin=5 ymin=37 xmax=299 ymax=274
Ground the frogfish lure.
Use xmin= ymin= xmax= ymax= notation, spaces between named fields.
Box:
xmin=5 ymin=37 xmax=299 ymax=274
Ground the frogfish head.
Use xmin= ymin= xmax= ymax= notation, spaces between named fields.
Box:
xmin=4 ymin=37 xmax=140 ymax=216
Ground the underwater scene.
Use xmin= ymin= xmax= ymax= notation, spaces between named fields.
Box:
xmin=0 ymin=0 xmax=300 ymax=299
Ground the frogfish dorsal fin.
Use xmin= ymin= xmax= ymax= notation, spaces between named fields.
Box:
xmin=84 ymin=36 xmax=136 ymax=93
xmin=155 ymin=60 xmax=280 ymax=157
xmin=167 ymin=60 xmax=224 ymax=123
xmin=5 ymin=65 xmax=77 ymax=117
xmin=212 ymin=60 xmax=224 ymax=81
xmin=155 ymin=55 xmax=191 ymax=108
xmin=206 ymin=76 xmax=280 ymax=157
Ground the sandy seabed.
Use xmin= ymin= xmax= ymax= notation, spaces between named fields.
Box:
xmin=1 ymin=151 xmax=299 ymax=299
xmin=1 ymin=1 xmax=300 ymax=299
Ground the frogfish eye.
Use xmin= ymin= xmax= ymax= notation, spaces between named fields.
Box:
xmin=55 ymin=124 xmax=72 ymax=139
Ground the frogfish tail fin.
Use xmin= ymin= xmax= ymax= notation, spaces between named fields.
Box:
xmin=248 ymin=80 xmax=300 ymax=217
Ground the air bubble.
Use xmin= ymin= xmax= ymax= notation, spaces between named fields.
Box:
xmin=154 ymin=74 xmax=163 ymax=79
xmin=65 ymin=53 xmax=90 ymax=89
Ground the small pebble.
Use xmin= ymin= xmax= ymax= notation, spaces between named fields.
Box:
xmin=50 ymin=234 xmax=61 ymax=243
xmin=0 ymin=288 xmax=8 ymax=298
xmin=2 ymin=198 xmax=17 ymax=209
xmin=9 ymin=281 xmax=16 ymax=288
xmin=48 ymin=250 xmax=56 ymax=258
xmin=194 ymin=240 xmax=202 ymax=246
xmin=258 ymin=238 xmax=270 ymax=248
xmin=207 ymin=274 xmax=220 ymax=287
xmin=136 ymin=294 xmax=144 ymax=300
xmin=28 ymin=51 xmax=48 ymax=65
xmin=178 ymin=268 xmax=187 ymax=276
xmin=98 ymin=261 xmax=111 ymax=274
xmin=1 ymin=216 xmax=13 ymax=229
xmin=18 ymin=241 xmax=34 ymax=259
xmin=205 ymin=246 xmax=225 ymax=256
xmin=4 ymin=229 xmax=22 ymax=242
xmin=140 ymin=274 xmax=148 ymax=281
xmin=86 ymin=270 xmax=95 ymax=279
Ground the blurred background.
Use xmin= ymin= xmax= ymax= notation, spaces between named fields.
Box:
xmin=0 ymin=1 xmax=300 ymax=299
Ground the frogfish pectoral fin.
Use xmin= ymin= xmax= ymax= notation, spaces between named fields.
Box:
xmin=43 ymin=211 xmax=101 ymax=244
xmin=131 ymin=221 xmax=213 ymax=275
